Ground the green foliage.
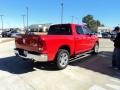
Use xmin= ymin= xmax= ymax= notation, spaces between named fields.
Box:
xmin=82 ymin=14 xmax=104 ymax=32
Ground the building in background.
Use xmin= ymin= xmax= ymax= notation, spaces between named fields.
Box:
xmin=29 ymin=23 xmax=52 ymax=32
xmin=98 ymin=27 xmax=114 ymax=33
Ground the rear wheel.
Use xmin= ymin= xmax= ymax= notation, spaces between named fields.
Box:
xmin=55 ymin=49 xmax=70 ymax=70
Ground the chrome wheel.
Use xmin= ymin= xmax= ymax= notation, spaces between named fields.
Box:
xmin=94 ymin=44 xmax=99 ymax=53
xmin=59 ymin=53 xmax=69 ymax=68
xmin=56 ymin=49 xmax=69 ymax=69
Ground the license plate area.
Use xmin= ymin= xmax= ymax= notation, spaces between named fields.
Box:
xmin=24 ymin=51 xmax=28 ymax=56
xmin=19 ymin=49 xmax=27 ymax=57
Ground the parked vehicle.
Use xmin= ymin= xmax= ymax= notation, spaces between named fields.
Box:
xmin=8 ymin=30 xmax=21 ymax=37
xmin=96 ymin=32 xmax=102 ymax=38
xmin=2 ymin=29 xmax=20 ymax=37
xmin=102 ymin=32 xmax=111 ymax=38
xmin=14 ymin=24 xmax=99 ymax=69
xmin=1 ymin=30 xmax=10 ymax=37
xmin=11 ymin=32 xmax=21 ymax=38
xmin=110 ymin=31 xmax=117 ymax=41
xmin=0 ymin=30 xmax=2 ymax=37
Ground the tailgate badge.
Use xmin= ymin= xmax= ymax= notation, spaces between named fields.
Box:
xmin=23 ymin=39 xmax=26 ymax=44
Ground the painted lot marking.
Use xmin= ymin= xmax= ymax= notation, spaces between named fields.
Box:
xmin=106 ymin=84 xmax=120 ymax=90
xmin=88 ymin=85 xmax=107 ymax=90
xmin=110 ymin=79 xmax=120 ymax=84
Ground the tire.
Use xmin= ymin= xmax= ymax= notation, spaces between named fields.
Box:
xmin=55 ymin=49 xmax=70 ymax=70
xmin=92 ymin=43 xmax=99 ymax=54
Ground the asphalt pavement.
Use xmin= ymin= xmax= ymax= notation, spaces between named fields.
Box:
xmin=0 ymin=39 xmax=120 ymax=90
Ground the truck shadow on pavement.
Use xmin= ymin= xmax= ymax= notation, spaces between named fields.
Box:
xmin=69 ymin=51 xmax=120 ymax=79
xmin=0 ymin=56 xmax=58 ymax=74
xmin=0 ymin=56 xmax=35 ymax=74
xmin=0 ymin=51 xmax=120 ymax=79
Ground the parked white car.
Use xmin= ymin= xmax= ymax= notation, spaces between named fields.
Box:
xmin=97 ymin=32 xmax=102 ymax=38
xmin=0 ymin=30 xmax=2 ymax=37
xmin=11 ymin=32 xmax=21 ymax=38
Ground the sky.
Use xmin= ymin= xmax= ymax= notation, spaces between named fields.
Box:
xmin=0 ymin=0 xmax=120 ymax=28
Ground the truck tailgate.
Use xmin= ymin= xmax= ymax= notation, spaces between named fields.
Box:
xmin=15 ymin=34 xmax=40 ymax=53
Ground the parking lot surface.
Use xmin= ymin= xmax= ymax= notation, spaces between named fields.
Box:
xmin=0 ymin=39 xmax=120 ymax=90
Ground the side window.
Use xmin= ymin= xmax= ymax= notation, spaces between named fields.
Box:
xmin=82 ymin=26 xmax=92 ymax=34
xmin=76 ymin=26 xmax=84 ymax=34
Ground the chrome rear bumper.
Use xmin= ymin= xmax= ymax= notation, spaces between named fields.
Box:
xmin=14 ymin=49 xmax=48 ymax=62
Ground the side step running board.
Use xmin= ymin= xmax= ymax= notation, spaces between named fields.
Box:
xmin=69 ymin=50 xmax=93 ymax=62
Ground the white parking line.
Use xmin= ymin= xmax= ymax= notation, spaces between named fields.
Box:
xmin=110 ymin=79 xmax=120 ymax=84
xmin=88 ymin=85 xmax=107 ymax=90
xmin=106 ymin=84 xmax=120 ymax=90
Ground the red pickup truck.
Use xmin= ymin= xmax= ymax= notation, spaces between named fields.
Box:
xmin=14 ymin=24 xmax=99 ymax=69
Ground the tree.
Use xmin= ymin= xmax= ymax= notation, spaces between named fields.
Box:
xmin=96 ymin=20 xmax=101 ymax=26
xmin=82 ymin=14 xmax=104 ymax=32
xmin=82 ymin=15 xmax=93 ymax=24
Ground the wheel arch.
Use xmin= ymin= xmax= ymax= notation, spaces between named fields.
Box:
xmin=54 ymin=45 xmax=71 ymax=60
xmin=58 ymin=45 xmax=71 ymax=55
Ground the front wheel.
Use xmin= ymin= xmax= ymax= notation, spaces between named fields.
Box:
xmin=92 ymin=43 xmax=99 ymax=54
xmin=56 ymin=49 xmax=70 ymax=70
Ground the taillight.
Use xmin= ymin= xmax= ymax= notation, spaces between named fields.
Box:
xmin=38 ymin=39 xmax=46 ymax=51
xmin=38 ymin=47 xmax=43 ymax=51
